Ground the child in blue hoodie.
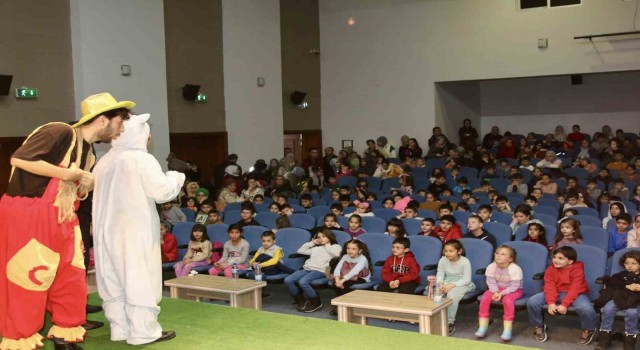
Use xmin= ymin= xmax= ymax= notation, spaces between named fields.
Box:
xmin=608 ymin=213 xmax=632 ymax=255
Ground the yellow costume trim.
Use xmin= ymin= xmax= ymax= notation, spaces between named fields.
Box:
xmin=7 ymin=239 xmax=60 ymax=291
xmin=46 ymin=325 xmax=86 ymax=343
xmin=0 ymin=332 xmax=44 ymax=350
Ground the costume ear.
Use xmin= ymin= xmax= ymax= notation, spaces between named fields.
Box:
xmin=131 ymin=113 xmax=150 ymax=124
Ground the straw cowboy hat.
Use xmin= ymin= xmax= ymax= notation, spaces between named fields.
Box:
xmin=73 ymin=93 xmax=135 ymax=127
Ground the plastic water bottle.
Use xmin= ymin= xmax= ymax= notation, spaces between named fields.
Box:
xmin=433 ymin=283 xmax=443 ymax=304
xmin=254 ymin=263 xmax=263 ymax=282
xmin=427 ymin=275 xmax=436 ymax=299
xmin=231 ymin=263 xmax=239 ymax=279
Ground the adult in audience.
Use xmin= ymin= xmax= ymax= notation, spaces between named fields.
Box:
xmin=482 ymin=126 xmax=502 ymax=150
xmin=427 ymin=136 xmax=449 ymax=159
xmin=497 ymin=138 xmax=516 ymax=159
xmin=591 ymin=132 xmax=608 ymax=153
xmin=428 ymin=127 xmax=451 ymax=148
xmin=399 ymin=137 xmax=423 ymax=161
xmin=0 ymin=92 xmax=131 ymax=350
xmin=373 ymin=159 xmax=403 ymax=179
xmin=553 ymin=125 xmax=567 ymax=143
xmin=323 ymin=147 xmax=337 ymax=181
xmin=94 ymin=113 xmax=182 ymax=345
xmin=214 ymin=154 xmax=242 ymax=190
xmin=241 ymin=177 xmax=265 ymax=202
xmin=566 ymin=125 xmax=585 ymax=145
xmin=376 ymin=136 xmax=397 ymax=158
xmin=301 ymin=147 xmax=323 ymax=175
xmin=267 ymin=158 xmax=284 ymax=185
xmin=458 ymin=119 xmax=478 ymax=154
xmin=575 ymin=139 xmax=598 ymax=160
xmin=363 ymin=139 xmax=377 ymax=158
xmin=535 ymin=173 xmax=558 ymax=195
xmin=536 ymin=151 xmax=562 ymax=169
xmin=218 ymin=179 xmax=244 ymax=206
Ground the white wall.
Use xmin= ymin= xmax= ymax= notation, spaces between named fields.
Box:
xmin=480 ymin=71 xmax=640 ymax=136
xmin=320 ymin=0 xmax=640 ymax=153
xmin=70 ymin=0 xmax=170 ymax=167
xmin=222 ymin=0 xmax=284 ymax=170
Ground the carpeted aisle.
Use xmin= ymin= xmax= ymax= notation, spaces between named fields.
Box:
xmin=29 ymin=294 xmax=533 ymax=350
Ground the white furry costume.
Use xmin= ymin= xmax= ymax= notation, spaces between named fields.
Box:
xmin=92 ymin=114 xmax=185 ymax=345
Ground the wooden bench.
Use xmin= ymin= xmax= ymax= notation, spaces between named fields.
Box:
xmin=164 ymin=274 xmax=267 ymax=310
xmin=331 ymin=289 xmax=452 ymax=335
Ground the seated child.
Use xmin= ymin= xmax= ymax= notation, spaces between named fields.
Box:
xmin=477 ymin=205 xmax=495 ymax=223
xmin=507 ymin=174 xmax=528 ymax=197
xmin=253 ymin=194 xmax=265 ymax=205
xmin=194 ymin=199 xmax=213 ymax=224
xmin=161 ymin=201 xmax=187 ymax=224
xmin=526 ymin=246 xmax=597 ymax=345
xmin=272 ymin=215 xmax=292 ymax=233
xmin=475 ymin=245 xmax=523 ymax=342
xmin=332 ymin=239 xmax=372 ymax=297
xmin=346 ymin=200 xmax=374 ymax=218
xmin=524 ymin=222 xmax=549 ymax=249
xmin=284 ymin=229 xmax=341 ymax=312
xmin=330 ymin=203 xmax=344 ymax=216
xmin=552 ymin=217 xmax=584 ymax=249
xmin=418 ymin=218 xmax=436 ymax=236
xmin=509 ymin=204 xmax=542 ymax=235
xmin=269 ymin=202 xmax=281 ymax=214
xmin=249 ymin=231 xmax=294 ymax=275
xmin=299 ymin=193 xmax=314 ymax=209
xmin=385 ymin=218 xmax=408 ymax=239
xmin=208 ymin=224 xmax=250 ymax=277
xmin=562 ymin=208 xmax=578 ymax=217
xmin=473 ymin=180 xmax=493 ymax=193
xmin=160 ymin=221 xmax=178 ymax=263
xmin=173 ymin=224 xmax=212 ymax=277
xmin=205 ymin=210 xmax=223 ymax=225
xmin=314 ymin=213 xmax=343 ymax=234
xmin=344 ymin=214 xmax=366 ymax=238
xmin=594 ymin=250 xmax=640 ymax=350
xmin=495 ymin=195 xmax=513 ymax=215
xmin=524 ymin=195 xmax=538 ymax=208
xmin=464 ymin=215 xmax=497 ymax=249
xmin=452 ymin=177 xmax=469 ymax=194
xmin=562 ymin=191 xmax=587 ymax=212
xmin=608 ymin=213 xmax=632 ymax=254
xmin=435 ymin=240 xmax=476 ymax=335
xmin=627 ymin=213 xmax=640 ymax=248
xmin=429 ymin=214 xmax=463 ymax=244
xmin=398 ymin=205 xmax=423 ymax=220
xmin=235 ymin=205 xmax=260 ymax=227
xmin=378 ymin=237 xmax=420 ymax=294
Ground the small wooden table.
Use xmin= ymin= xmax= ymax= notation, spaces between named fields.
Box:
xmin=331 ymin=290 xmax=452 ymax=336
xmin=164 ymin=274 xmax=267 ymax=310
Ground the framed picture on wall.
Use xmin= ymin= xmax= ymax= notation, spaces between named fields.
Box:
xmin=342 ymin=139 xmax=353 ymax=151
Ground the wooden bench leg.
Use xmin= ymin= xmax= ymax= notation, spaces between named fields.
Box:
xmin=439 ymin=308 xmax=448 ymax=336
xmin=337 ymin=306 xmax=351 ymax=323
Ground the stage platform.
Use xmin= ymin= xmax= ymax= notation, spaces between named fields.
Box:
xmin=27 ymin=294 xmax=531 ymax=349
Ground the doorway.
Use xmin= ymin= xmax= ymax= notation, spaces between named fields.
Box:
xmin=283 ymin=130 xmax=323 ymax=165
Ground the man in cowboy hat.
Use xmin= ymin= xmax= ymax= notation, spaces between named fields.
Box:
xmin=0 ymin=93 xmax=134 ymax=350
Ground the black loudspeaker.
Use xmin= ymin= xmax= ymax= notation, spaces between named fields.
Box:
xmin=182 ymin=84 xmax=200 ymax=101
xmin=571 ymin=74 xmax=583 ymax=85
xmin=290 ymin=91 xmax=307 ymax=105
xmin=0 ymin=75 xmax=13 ymax=96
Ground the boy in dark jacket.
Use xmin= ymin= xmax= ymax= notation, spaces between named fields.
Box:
xmin=594 ymin=250 xmax=640 ymax=350
xmin=526 ymin=246 xmax=597 ymax=345
xmin=378 ymin=238 xmax=420 ymax=294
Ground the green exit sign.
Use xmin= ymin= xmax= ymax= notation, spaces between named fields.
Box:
xmin=195 ymin=93 xmax=208 ymax=103
xmin=16 ymin=88 xmax=38 ymax=99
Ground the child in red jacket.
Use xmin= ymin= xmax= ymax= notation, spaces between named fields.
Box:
xmin=378 ymin=237 xmax=421 ymax=294
xmin=161 ymin=221 xmax=178 ymax=263
xmin=526 ymin=246 xmax=597 ymax=345
xmin=429 ymin=214 xmax=463 ymax=244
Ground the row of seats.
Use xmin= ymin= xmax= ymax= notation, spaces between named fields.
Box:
xmin=165 ymin=222 xmax=632 ymax=313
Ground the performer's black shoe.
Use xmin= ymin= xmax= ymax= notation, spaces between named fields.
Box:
xmin=152 ymin=331 xmax=176 ymax=343
xmin=53 ymin=342 xmax=84 ymax=350
xmin=86 ymin=304 xmax=103 ymax=314
xmin=82 ymin=320 xmax=104 ymax=331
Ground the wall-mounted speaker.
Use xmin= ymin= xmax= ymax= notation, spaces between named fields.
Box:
xmin=182 ymin=84 xmax=200 ymax=101
xmin=571 ymin=74 xmax=583 ymax=85
xmin=290 ymin=91 xmax=307 ymax=105
xmin=0 ymin=75 xmax=13 ymax=96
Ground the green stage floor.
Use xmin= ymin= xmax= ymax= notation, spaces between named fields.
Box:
xmin=26 ymin=294 xmax=533 ymax=350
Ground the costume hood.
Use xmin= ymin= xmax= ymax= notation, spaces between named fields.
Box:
xmin=112 ymin=113 xmax=150 ymax=151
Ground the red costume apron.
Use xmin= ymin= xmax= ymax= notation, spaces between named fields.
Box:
xmin=0 ymin=123 xmax=91 ymax=350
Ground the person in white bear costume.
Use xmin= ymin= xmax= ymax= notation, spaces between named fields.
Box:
xmin=92 ymin=113 xmax=185 ymax=345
